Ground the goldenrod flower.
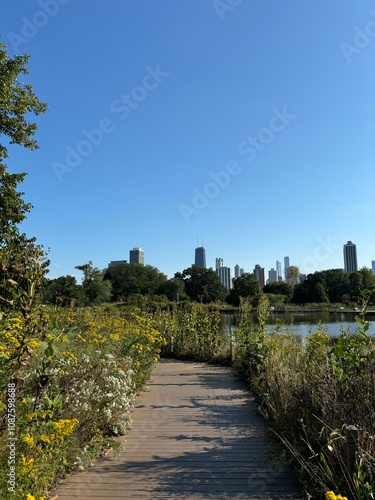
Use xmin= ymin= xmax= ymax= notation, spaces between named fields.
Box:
xmin=22 ymin=433 xmax=34 ymax=447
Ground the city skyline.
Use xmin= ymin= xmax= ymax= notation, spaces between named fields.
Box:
xmin=2 ymin=2 xmax=374 ymax=282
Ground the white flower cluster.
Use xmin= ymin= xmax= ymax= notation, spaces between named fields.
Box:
xmin=62 ymin=351 xmax=136 ymax=435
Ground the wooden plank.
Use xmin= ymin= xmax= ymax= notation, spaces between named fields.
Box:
xmin=54 ymin=360 xmax=302 ymax=499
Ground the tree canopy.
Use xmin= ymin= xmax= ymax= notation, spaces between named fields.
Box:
xmin=226 ymin=273 xmax=262 ymax=307
xmin=176 ymin=267 xmax=227 ymax=303
xmin=104 ymin=262 xmax=167 ymax=301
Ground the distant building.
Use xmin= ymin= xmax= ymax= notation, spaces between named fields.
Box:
xmin=129 ymin=247 xmax=144 ymax=265
xmin=108 ymin=260 xmax=127 ymax=267
xmin=194 ymin=246 xmax=206 ymax=268
xmin=253 ymin=264 xmax=265 ymax=287
xmin=268 ymin=268 xmax=278 ymax=283
xmin=217 ymin=266 xmax=231 ymax=290
xmin=276 ymin=260 xmax=282 ymax=279
xmin=372 ymin=260 xmax=375 ymax=276
xmin=284 ymin=256 xmax=290 ymax=277
xmin=234 ymin=264 xmax=241 ymax=278
xmin=240 ymin=268 xmax=245 ymax=276
xmin=299 ymin=273 xmax=306 ymax=282
xmin=216 ymin=258 xmax=224 ymax=270
xmin=343 ymin=241 xmax=358 ymax=273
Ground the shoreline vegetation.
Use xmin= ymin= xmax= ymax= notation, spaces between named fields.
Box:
xmin=1 ymin=299 xmax=374 ymax=499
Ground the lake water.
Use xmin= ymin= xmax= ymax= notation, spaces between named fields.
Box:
xmin=221 ymin=311 xmax=375 ymax=338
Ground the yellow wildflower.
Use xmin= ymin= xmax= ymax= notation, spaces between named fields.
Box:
xmin=39 ymin=435 xmax=51 ymax=444
xmin=26 ymin=495 xmax=35 ymax=500
xmin=22 ymin=433 xmax=34 ymax=447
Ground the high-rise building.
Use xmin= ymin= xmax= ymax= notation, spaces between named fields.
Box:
xmin=268 ymin=268 xmax=278 ymax=283
xmin=129 ymin=247 xmax=144 ymax=265
xmin=253 ymin=264 xmax=265 ymax=287
xmin=276 ymin=260 xmax=282 ymax=279
xmin=217 ymin=266 xmax=232 ymax=290
xmin=372 ymin=260 xmax=375 ymax=276
xmin=343 ymin=241 xmax=358 ymax=273
xmin=240 ymin=268 xmax=245 ymax=276
xmin=194 ymin=246 xmax=206 ymax=268
xmin=234 ymin=264 xmax=241 ymax=278
xmin=216 ymin=258 xmax=224 ymax=270
xmin=284 ymin=256 xmax=290 ymax=276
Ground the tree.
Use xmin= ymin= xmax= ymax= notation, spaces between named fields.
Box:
xmin=0 ymin=42 xmax=48 ymax=317
xmin=43 ymin=275 xmax=85 ymax=307
xmin=178 ymin=267 xmax=227 ymax=303
xmin=226 ymin=273 xmax=262 ymax=307
xmin=76 ymin=262 xmax=111 ymax=306
xmin=0 ymin=42 xmax=47 ymax=239
xmin=263 ymin=281 xmax=293 ymax=302
xmin=285 ymin=265 xmax=300 ymax=286
xmin=159 ymin=276 xmax=186 ymax=302
xmin=104 ymin=263 xmax=168 ymax=301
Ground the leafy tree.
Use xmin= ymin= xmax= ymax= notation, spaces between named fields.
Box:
xmin=0 ymin=42 xmax=48 ymax=317
xmin=263 ymin=281 xmax=293 ymax=301
xmin=43 ymin=275 xmax=85 ymax=307
xmin=226 ymin=273 xmax=262 ymax=307
xmin=285 ymin=265 xmax=300 ymax=286
xmin=177 ymin=267 xmax=227 ymax=303
xmin=0 ymin=42 xmax=47 ymax=239
xmin=76 ymin=262 xmax=111 ymax=306
xmin=104 ymin=263 xmax=167 ymax=301
xmin=159 ymin=276 xmax=186 ymax=302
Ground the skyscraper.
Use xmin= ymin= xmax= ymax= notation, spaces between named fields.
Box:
xmin=253 ymin=264 xmax=265 ymax=287
xmin=372 ymin=260 xmax=375 ymax=276
xmin=234 ymin=264 xmax=241 ymax=278
xmin=343 ymin=241 xmax=358 ymax=273
xmin=215 ymin=258 xmax=224 ymax=270
xmin=284 ymin=256 xmax=290 ymax=275
xmin=276 ymin=260 xmax=282 ymax=279
xmin=194 ymin=246 xmax=206 ymax=268
xmin=268 ymin=268 xmax=278 ymax=283
xmin=129 ymin=247 xmax=144 ymax=265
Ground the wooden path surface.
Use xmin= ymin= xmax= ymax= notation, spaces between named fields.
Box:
xmin=54 ymin=359 xmax=303 ymax=499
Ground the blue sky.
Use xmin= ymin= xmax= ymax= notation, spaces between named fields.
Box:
xmin=1 ymin=0 xmax=374 ymax=281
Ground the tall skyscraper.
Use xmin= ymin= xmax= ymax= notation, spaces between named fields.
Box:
xmin=194 ymin=246 xmax=206 ymax=268
xmin=234 ymin=264 xmax=241 ymax=278
xmin=268 ymin=268 xmax=278 ymax=283
xmin=284 ymin=256 xmax=290 ymax=274
xmin=372 ymin=260 xmax=375 ymax=276
xmin=129 ymin=247 xmax=144 ymax=265
xmin=276 ymin=260 xmax=282 ymax=279
xmin=343 ymin=241 xmax=358 ymax=273
xmin=253 ymin=264 xmax=265 ymax=287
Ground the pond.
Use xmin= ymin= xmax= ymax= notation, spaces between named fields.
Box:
xmin=221 ymin=311 xmax=375 ymax=338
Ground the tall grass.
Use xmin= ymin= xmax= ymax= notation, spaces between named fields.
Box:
xmin=233 ymin=298 xmax=375 ymax=499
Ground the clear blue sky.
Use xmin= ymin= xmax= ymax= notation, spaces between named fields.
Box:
xmin=1 ymin=0 xmax=375 ymax=281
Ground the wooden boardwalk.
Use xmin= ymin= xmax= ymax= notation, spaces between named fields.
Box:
xmin=54 ymin=360 xmax=303 ymax=499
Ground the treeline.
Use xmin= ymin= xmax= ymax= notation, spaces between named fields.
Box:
xmin=43 ymin=262 xmax=375 ymax=308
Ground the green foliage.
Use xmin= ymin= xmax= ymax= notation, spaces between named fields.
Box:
xmin=76 ymin=262 xmax=111 ymax=306
xmin=104 ymin=262 xmax=167 ymax=301
xmin=233 ymin=306 xmax=375 ymax=498
xmin=152 ymin=303 xmax=224 ymax=361
xmin=263 ymin=281 xmax=293 ymax=301
xmin=177 ymin=267 xmax=227 ymax=303
xmin=43 ymin=275 xmax=85 ymax=307
xmin=226 ymin=272 xmax=262 ymax=306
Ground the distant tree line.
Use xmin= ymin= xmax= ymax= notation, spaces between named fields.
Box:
xmin=42 ymin=262 xmax=375 ymax=308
